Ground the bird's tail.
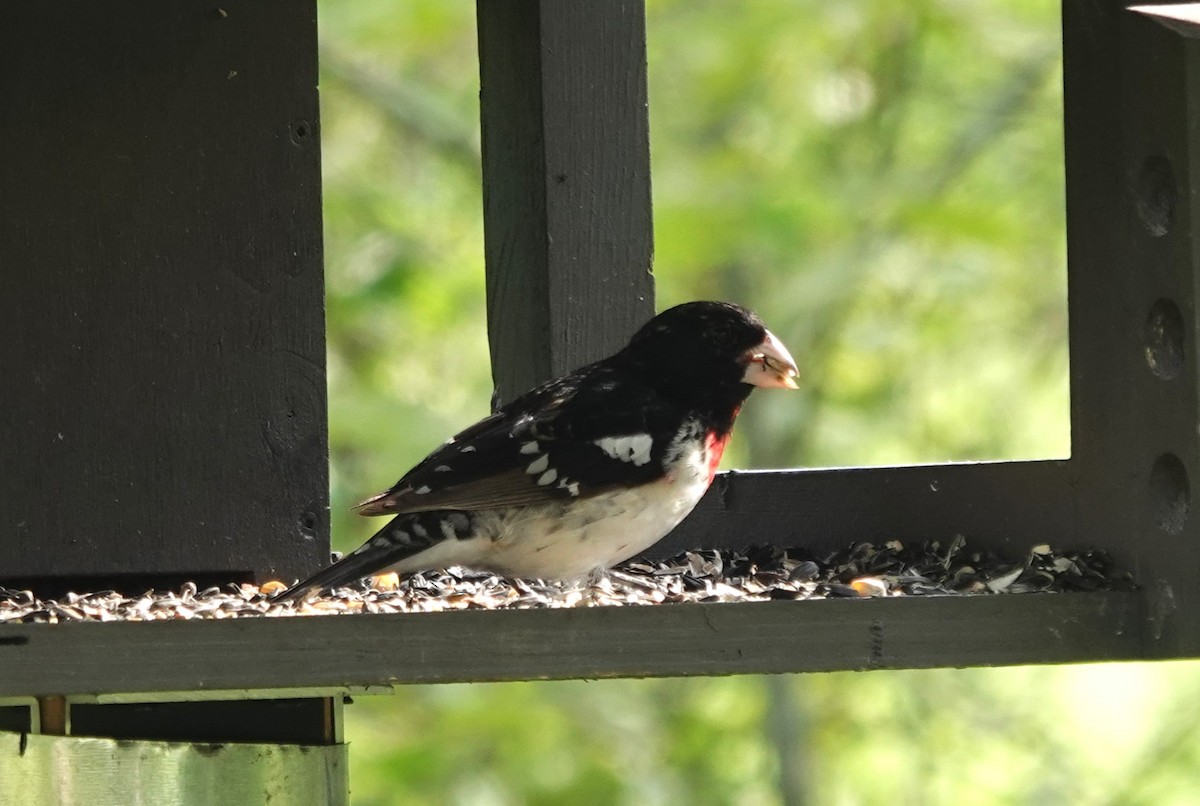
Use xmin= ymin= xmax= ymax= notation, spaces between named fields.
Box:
xmin=274 ymin=513 xmax=445 ymax=604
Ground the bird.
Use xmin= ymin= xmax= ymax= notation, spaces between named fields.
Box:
xmin=277 ymin=301 xmax=798 ymax=602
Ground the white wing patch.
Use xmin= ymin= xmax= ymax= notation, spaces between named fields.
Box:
xmin=594 ymin=434 xmax=653 ymax=467
xmin=519 ymin=447 xmax=577 ymax=494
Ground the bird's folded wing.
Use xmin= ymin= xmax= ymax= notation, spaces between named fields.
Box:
xmin=354 ymin=368 xmax=677 ymax=516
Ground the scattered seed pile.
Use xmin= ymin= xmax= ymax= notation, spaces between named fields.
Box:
xmin=0 ymin=538 xmax=1134 ymax=624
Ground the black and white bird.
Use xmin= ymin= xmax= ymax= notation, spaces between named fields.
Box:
xmin=278 ymin=301 xmax=798 ymax=602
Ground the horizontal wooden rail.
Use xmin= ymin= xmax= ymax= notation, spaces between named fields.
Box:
xmin=0 ymin=590 xmax=1144 ymax=702
xmin=661 ymin=459 xmax=1076 ymax=560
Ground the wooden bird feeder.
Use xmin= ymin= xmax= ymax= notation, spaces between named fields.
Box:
xmin=3 ymin=1 xmax=1199 ymax=803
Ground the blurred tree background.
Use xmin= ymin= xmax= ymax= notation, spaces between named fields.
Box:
xmin=317 ymin=1 xmax=1200 ymax=803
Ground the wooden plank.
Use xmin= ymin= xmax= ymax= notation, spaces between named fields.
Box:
xmin=0 ymin=592 xmax=1146 ymax=699
xmin=0 ymin=0 xmax=328 ymax=588
xmin=477 ymin=0 xmax=656 ymax=405
xmin=0 ymin=0 xmax=334 ymax=750
xmin=1063 ymin=0 xmax=1200 ymax=656
xmin=658 ymin=460 xmax=1075 ymax=560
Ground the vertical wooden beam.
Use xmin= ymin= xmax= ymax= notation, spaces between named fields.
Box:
xmin=477 ymin=0 xmax=655 ymax=405
xmin=0 ymin=0 xmax=328 ymax=588
xmin=0 ymin=0 xmax=337 ymax=756
xmin=1064 ymin=0 xmax=1200 ymax=656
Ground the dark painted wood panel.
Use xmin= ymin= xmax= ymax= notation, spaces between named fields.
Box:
xmin=0 ymin=592 xmax=1146 ymax=699
xmin=0 ymin=0 xmax=328 ymax=586
xmin=0 ymin=0 xmax=334 ymax=747
xmin=1063 ymin=1 xmax=1200 ymax=657
xmin=477 ymin=0 xmax=655 ymax=405
xmin=658 ymin=460 xmax=1075 ymax=560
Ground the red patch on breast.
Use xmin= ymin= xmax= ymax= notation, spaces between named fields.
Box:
xmin=704 ymin=431 xmax=730 ymax=484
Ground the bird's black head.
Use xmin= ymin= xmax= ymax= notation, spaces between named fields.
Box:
xmin=616 ymin=301 xmax=798 ymax=425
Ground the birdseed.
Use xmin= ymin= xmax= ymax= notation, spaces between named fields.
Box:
xmin=0 ymin=538 xmax=1135 ymax=625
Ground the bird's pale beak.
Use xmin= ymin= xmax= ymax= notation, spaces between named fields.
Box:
xmin=742 ymin=329 xmax=799 ymax=389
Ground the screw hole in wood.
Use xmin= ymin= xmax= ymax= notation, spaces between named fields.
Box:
xmin=1145 ymin=298 xmax=1185 ymax=380
xmin=1135 ymin=155 xmax=1176 ymax=237
xmin=290 ymin=120 xmax=311 ymax=145
xmin=1150 ymin=453 xmax=1189 ymax=535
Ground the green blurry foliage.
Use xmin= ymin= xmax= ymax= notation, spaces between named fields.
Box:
xmin=315 ymin=0 xmax=1197 ymax=803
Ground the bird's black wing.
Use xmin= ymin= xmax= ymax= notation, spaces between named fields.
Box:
xmin=354 ymin=364 xmax=684 ymax=516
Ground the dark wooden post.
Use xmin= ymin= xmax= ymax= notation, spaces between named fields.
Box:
xmin=0 ymin=0 xmax=334 ymax=746
xmin=476 ymin=0 xmax=656 ymax=405
xmin=1 ymin=0 xmax=328 ymax=591
xmin=1064 ymin=0 xmax=1200 ymax=656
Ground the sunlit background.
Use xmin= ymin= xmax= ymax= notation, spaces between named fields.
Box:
xmin=317 ymin=1 xmax=1199 ymax=803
